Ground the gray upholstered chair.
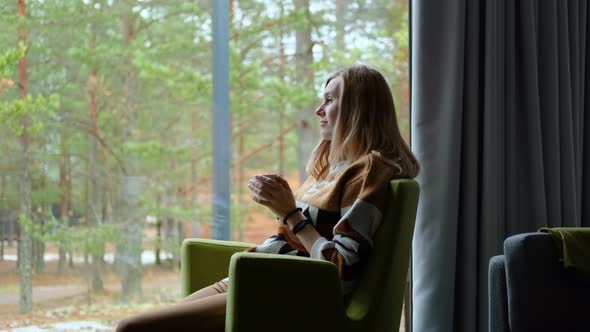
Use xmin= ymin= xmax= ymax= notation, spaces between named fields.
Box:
xmin=489 ymin=232 xmax=590 ymax=332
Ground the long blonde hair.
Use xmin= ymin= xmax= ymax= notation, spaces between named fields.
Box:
xmin=306 ymin=65 xmax=420 ymax=180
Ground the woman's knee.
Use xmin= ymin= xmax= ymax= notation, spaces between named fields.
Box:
xmin=115 ymin=317 xmax=142 ymax=332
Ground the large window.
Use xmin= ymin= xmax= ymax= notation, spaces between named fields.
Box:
xmin=0 ymin=0 xmax=409 ymax=330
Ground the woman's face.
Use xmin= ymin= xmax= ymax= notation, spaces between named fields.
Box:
xmin=315 ymin=76 xmax=342 ymax=140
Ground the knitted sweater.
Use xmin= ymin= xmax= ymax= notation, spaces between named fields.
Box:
xmin=248 ymin=151 xmax=405 ymax=294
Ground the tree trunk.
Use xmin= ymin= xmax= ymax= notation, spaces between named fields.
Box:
xmin=34 ymin=232 xmax=44 ymax=273
xmin=237 ymin=125 xmax=245 ymax=242
xmin=17 ymin=0 xmax=33 ymax=314
xmin=176 ymin=221 xmax=183 ymax=269
xmin=58 ymin=133 xmax=71 ymax=274
xmin=33 ymin=175 xmax=47 ymax=274
xmin=169 ymin=156 xmax=180 ymax=270
xmin=278 ymin=1 xmax=286 ymax=177
xmin=119 ymin=7 xmax=143 ymax=302
xmin=100 ymin=103 xmax=113 ymax=274
xmin=293 ymin=0 xmax=316 ymax=184
xmin=99 ymin=94 xmax=114 ymax=230
xmin=10 ymin=208 xmax=16 ymax=247
xmin=190 ymin=110 xmax=200 ymax=237
xmin=0 ymin=175 xmax=5 ymax=261
xmin=155 ymin=217 xmax=161 ymax=265
xmin=0 ymin=223 xmax=3 ymax=262
xmin=396 ymin=1 xmax=410 ymax=142
xmin=88 ymin=65 xmax=104 ymax=291
xmin=33 ymin=209 xmax=44 ymax=274
xmin=334 ymin=0 xmax=351 ymax=52
xmin=230 ymin=110 xmax=245 ymax=242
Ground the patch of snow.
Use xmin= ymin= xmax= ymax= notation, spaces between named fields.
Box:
xmin=2 ymin=250 xmax=172 ymax=265
xmin=4 ymin=327 xmax=46 ymax=332
xmin=2 ymin=321 xmax=112 ymax=332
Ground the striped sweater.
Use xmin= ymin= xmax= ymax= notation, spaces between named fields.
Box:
xmin=248 ymin=150 xmax=405 ymax=295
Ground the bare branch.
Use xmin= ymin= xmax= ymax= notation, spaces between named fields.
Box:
xmin=232 ymin=122 xmax=297 ymax=167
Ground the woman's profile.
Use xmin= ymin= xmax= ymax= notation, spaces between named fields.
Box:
xmin=116 ymin=64 xmax=420 ymax=332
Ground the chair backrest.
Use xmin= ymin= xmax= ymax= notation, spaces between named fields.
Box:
xmin=345 ymin=178 xmax=419 ymax=331
xmin=501 ymin=232 xmax=590 ymax=332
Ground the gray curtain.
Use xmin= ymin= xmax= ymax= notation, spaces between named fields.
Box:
xmin=410 ymin=1 xmax=589 ymax=332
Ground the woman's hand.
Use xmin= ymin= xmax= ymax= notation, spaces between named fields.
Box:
xmin=248 ymin=174 xmax=297 ymax=221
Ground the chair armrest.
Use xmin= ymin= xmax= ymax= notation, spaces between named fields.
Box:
xmin=488 ymin=255 xmax=509 ymax=332
xmin=225 ymin=252 xmax=348 ymax=332
xmin=181 ymin=238 xmax=254 ymax=297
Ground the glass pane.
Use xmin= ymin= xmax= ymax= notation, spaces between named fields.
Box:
xmin=0 ymin=0 xmax=409 ymax=330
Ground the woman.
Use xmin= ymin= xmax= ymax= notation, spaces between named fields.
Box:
xmin=116 ymin=64 xmax=419 ymax=332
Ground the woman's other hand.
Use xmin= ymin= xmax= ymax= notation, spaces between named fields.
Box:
xmin=248 ymin=174 xmax=296 ymax=220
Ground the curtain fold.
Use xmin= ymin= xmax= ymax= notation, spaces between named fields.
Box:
xmin=411 ymin=1 xmax=589 ymax=331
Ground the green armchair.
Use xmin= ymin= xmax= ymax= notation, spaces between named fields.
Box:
xmin=181 ymin=179 xmax=419 ymax=332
